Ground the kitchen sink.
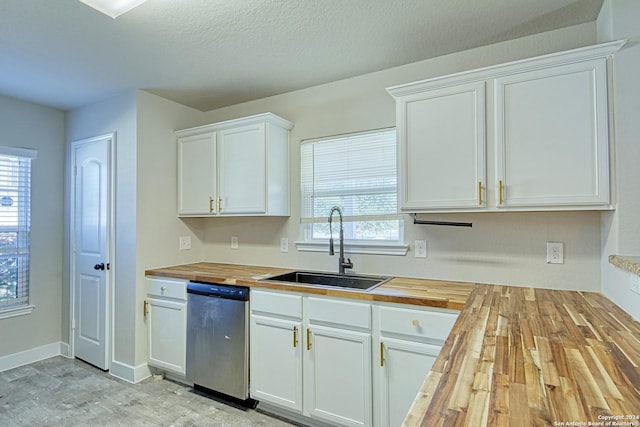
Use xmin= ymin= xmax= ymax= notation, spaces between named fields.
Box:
xmin=261 ymin=270 xmax=391 ymax=291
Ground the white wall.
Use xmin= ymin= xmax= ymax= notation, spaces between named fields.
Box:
xmin=135 ymin=90 xmax=204 ymax=366
xmin=65 ymin=92 xmax=138 ymax=367
xmin=192 ymin=22 xmax=603 ymax=291
xmin=0 ymin=94 xmax=65 ymax=357
xmin=64 ymin=90 xmax=205 ymax=377
xmin=598 ymin=0 xmax=640 ymax=320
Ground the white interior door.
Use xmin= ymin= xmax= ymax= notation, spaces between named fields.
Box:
xmin=72 ymin=134 xmax=112 ymax=370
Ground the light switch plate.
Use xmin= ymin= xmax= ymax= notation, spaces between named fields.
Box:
xmin=414 ymin=240 xmax=427 ymax=258
xmin=280 ymin=237 xmax=289 ymax=253
xmin=179 ymin=236 xmax=191 ymax=250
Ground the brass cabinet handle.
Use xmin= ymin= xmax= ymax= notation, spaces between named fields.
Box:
xmin=143 ymin=300 xmax=149 ymax=317
xmin=217 ymin=196 xmax=222 ymax=213
xmin=293 ymin=326 xmax=298 ymax=348
xmin=412 ymin=319 xmax=420 ymax=327
xmin=478 ymin=181 xmax=484 ymax=205
xmin=209 ymin=197 xmax=214 ymax=213
xmin=306 ymin=328 xmax=312 ymax=351
xmin=380 ymin=342 xmax=385 ymax=367
xmin=499 ymin=180 xmax=504 ymax=205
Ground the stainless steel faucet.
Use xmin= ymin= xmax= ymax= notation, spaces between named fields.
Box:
xmin=328 ymin=206 xmax=353 ymax=275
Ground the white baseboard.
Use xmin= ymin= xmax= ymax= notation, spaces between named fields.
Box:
xmin=110 ymin=359 xmax=151 ymax=384
xmin=0 ymin=342 xmax=69 ymax=373
xmin=59 ymin=342 xmax=71 ymax=358
xmin=257 ymin=403 xmax=336 ymax=427
xmin=0 ymin=343 xmax=152 ymax=385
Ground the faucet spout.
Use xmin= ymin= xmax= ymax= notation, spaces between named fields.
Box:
xmin=328 ymin=206 xmax=353 ymax=275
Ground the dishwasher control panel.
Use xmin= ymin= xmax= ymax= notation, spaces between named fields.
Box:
xmin=187 ymin=281 xmax=249 ymax=301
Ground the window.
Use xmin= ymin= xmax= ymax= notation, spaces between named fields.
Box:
xmin=299 ymin=129 xmax=407 ymax=255
xmin=0 ymin=146 xmax=36 ymax=318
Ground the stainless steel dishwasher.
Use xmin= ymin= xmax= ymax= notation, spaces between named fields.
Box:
xmin=186 ymin=281 xmax=251 ymax=403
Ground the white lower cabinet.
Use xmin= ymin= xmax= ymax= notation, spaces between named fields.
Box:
xmin=306 ymin=323 xmax=372 ymax=427
xmin=377 ymin=338 xmax=440 ymax=427
xmin=145 ymin=277 xmax=188 ymax=375
xmin=250 ymin=315 xmax=303 ymax=411
xmin=374 ymin=303 xmax=459 ymax=427
xmin=250 ymin=289 xmax=460 ymax=427
xmin=305 ymin=297 xmax=372 ymax=426
xmin=250 ymin=290 xmax=372 ymax=427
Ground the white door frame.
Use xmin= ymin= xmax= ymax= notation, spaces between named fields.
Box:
xmin=69 ymin=133 xmax=116 ymax=368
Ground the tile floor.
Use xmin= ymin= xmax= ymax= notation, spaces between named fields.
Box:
xmin=0 ymin=356 xmax=295 ymax=426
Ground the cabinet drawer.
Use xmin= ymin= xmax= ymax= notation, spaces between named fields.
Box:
xmin=146 ymin=277 xmax=187 ymax=300
xmin=308 ymin=297 xmax=371 ymax=330
xmin=379 ymin=305 xmax=458 ymax=342
xmin=251 ymin=290 xmax=302 ymax=319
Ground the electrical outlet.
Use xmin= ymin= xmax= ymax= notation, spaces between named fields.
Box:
xmin=546 ymin=242 xmax=564 ymax=264
xmin=231 ymin=236 xmax=239 ymax=249
xmin=280 ymin=237 xmax=289 ymax=253
xmin=414 ymin=240 xmax=427 ymax=258
xmin=179 ymin=236 xmax=191 ymax=250
xmin=631 ymin=274 xmax=640 ymax=295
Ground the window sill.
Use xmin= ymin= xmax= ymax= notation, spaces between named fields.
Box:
xmin=0 ymin=304 xmax=35 ymax=320
xmin=294 ymin=240 xmax=409 ymax=256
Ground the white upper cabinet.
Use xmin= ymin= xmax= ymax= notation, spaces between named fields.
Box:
xmin=388 ymin=40 xmax=625 ymax=212
xmin=177 ymin=133 xmax=216 ymax=216
xmin=218 ymin=123 xmax=267 ymax=214
xmin=396 ymin=81 xmax=486 ymax=210
xmin=495 ymin=59 xmax=610 ymax=208
xmin=176 ymin=113 xmax=293 ymax=217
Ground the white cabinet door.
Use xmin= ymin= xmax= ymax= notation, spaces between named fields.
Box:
xmin=147 ymin=297 xmax=187 ymax=374
xmin=306 ymin=325 xmax=372 ymax=427
xmin=389 ymin=41 xmax=623 ymax=212
xmin=494 ymin=58 xmax=610 ymax=207
xmin=218 ymin=123 xmax=267 ymax=214
xmin=250 ymin=315 xmax=303 ymax=412
xmin=397 ymin=81 xmax=486 ymax=210
xmin=378 ymin=338 xmax=441 ymax=427
xmin=176 ymin=113 xmax=292 ymax=217
xmin=177 ymin=133 xmax=216 ymax=215
xmin=250 ymin=290 xmax=374 ymax=426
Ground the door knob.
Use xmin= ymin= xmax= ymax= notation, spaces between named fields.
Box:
xmin=94 ymin=263 xmax=105 ymax=271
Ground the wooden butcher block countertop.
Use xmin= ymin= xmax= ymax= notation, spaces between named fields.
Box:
xmin=145 ymin=262 xmax=640 ymax=426
xmin=145 ymin=262 xmax=474 ymax=310
xmin=405 ymin=285 xmax=640 ymax=426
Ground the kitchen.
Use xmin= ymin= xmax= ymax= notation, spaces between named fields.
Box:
xmin=1 ymin=1 xmax=640 ymax=426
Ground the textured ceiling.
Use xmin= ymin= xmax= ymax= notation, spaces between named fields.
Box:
xmin=0 ymin=0 xmax=603 ymax=111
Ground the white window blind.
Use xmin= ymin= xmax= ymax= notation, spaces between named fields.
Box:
xmin=0 ymin=147 xmax=36 ymax=310
xmin=300 ymin=128 xmax=402 ymax=242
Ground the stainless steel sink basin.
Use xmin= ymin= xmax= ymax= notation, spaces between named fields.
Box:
xmin=261 ymin=270 xmax=391 ymax=291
